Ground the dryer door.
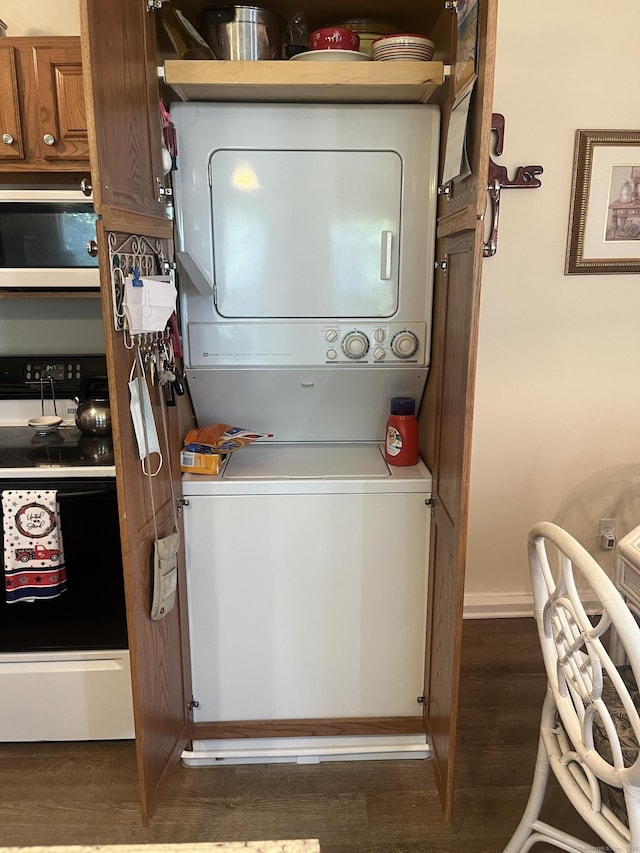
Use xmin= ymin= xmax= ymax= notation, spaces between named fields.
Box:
xmin=210 ymin=148 xmax=402 ymax=319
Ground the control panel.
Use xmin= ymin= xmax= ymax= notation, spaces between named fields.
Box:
xmin=188 ymin=322 xmax=428 ymax=368
xmin=326 ymin=326 xmax=421 ymax=363
xmin=0 ymin=355 xmax=108 ymax=400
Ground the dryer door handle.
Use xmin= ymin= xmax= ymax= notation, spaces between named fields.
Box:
xmin=380 ymin=231 xmax=393 ymax=280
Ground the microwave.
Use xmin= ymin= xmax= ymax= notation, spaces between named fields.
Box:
xmin=0 ymin=187 xmax=100 ymax=291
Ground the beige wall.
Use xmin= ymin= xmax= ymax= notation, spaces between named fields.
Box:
xmin=465 ymin=0 xmax=640 ymax=611
xmin=2 ymin=1 xmax=79 ymax=35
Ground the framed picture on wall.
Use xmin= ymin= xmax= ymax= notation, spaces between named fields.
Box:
xmin=566 ymin=129 xmax=640 ymax=274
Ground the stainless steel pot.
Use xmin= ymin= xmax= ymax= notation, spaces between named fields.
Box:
xmin=74 ymin=378 xmax=111 ymax=436
xmin=196 ymin=5 xmax=285 ymax=60
xmin=75 ymin=398 xmax=111 ymax=436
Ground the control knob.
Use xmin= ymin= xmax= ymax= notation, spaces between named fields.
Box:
xmin=390 ymin=330 xmax=419 ymax=359
xmin=341 ymin=331 xmax=369 ymax=360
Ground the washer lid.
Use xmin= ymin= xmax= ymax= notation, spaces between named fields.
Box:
xmin=223 ymin=442 xmax=390 ymax=480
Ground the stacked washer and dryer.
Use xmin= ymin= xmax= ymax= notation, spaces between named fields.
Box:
xmin=172 ymin=102 xmax=440 ymax=765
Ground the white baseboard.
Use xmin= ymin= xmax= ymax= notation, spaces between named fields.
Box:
xmin=463 ymin=591 xmax=534 ymax=619
xmin=463 ymin=590 xmax=601 ymax=619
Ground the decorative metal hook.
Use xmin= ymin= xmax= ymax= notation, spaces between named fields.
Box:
xmin=483 ymin=113 xmax=544 ymax=257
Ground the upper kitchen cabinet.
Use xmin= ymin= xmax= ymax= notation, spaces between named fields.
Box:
xmin=0 ymin=37 xmax=90 ymax=172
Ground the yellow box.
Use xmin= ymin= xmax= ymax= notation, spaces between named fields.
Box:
xmin=180 ymin=449 xmax=224 ymax=475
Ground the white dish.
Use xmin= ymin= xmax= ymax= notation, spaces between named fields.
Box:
xmin=28 ymin=416 xmax=63 ymax=434
xmin=373 ymin=34 xmax=435 ymax=48
xmin=373 ymin=53 xmax=434 ymax=61
xmin=372 ymin=45 xmax=434 ymax=60
xmin=291 ymin=49 xmax=370 ymax=62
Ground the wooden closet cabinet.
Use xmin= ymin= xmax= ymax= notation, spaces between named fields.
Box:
xmin=0 ymin=37 xmax=89 ymax=171
xmin=79 ymin=0 xmax=498 ymax=826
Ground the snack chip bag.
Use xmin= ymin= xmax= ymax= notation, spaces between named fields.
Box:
xmin=180 ymin=423 xmax=272 ymax=474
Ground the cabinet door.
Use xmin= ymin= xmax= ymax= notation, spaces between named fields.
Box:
xmin=185 ymin=492 xmax=428 ymax=722
xmin=80 ymin=0 xmax=171 ymax=232
xmin=80 ymin=0 xmax=189 ymax=826
xmin=0 ymin=46 xmax=24 ymax=161
xmin=33 ymin=44 xmax=89 ymax=162
xmin=420 ymin=0 xmax=499 ymax=822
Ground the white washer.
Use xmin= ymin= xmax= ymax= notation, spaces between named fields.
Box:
xmin=182 ymin=442 xmax=431 ymax=765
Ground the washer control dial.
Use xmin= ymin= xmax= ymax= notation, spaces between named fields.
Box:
xmin=326 ymin=348 xmax=337 ymax=360
xmin=341 ymin=331 xmax=370 ymax=360
xmin=373 ymin=347 xmax=386 ymax=361
xmin=325 ymin=329 xmax=338 ymax=343
xmin=391 ymin=330 xmax=419 ymax=359
xmin=374 ymin=328 xmax=387 ymax=343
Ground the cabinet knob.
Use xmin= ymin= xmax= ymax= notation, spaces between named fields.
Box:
xmin=80 ymin=178 xmax=93 ymax=197
xmin=2 ymin=133 xmax=14 ymax=145
xmin=43 ymin=134 xmax=56 ymax=146
xmin=86 ymin=240 xmax=98 ymax=258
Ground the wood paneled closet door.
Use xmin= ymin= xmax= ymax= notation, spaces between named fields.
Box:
xmin=79 ymin=0 xmax=192 ymax=825
xmin=420 ymin=0 xmax=498 ymax=822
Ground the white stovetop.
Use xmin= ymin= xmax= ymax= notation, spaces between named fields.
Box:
xmin=0 ymin=399 xmax=116 ymax=479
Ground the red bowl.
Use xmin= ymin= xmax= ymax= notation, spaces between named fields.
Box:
xmin=310 ymin=27 xmax=360 ymax=51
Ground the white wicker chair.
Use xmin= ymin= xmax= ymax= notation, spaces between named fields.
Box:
xmin=504 ymin=521 xmax=640 ymax=852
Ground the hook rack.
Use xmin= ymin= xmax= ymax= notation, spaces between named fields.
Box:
xmin=107 ymin=232 xmax=168 ymax=332
xmin=483 ymin=113 xmax=544 ymax=257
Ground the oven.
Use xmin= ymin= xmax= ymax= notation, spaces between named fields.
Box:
xmin=0 ymin=355 xmax=133 ymax=742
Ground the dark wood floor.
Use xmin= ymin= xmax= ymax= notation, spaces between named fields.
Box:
xmin=0 ymin=619 xmax=604 ymax=852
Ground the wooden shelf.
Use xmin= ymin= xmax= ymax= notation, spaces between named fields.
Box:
xmin=163 ymin=59 xmax=445 ymax=104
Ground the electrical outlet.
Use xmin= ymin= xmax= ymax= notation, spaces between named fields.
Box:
xmin=599 ymin=518 xmax=617 ymax=549
xmin=599 ymin=518 xmax=617 ymax=537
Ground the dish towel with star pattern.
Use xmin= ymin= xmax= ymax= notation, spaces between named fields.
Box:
xmin=1 ymin=490 xmax=68 ymax=603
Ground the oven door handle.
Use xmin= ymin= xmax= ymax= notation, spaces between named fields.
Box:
xmin=57 ymin=486 xmax=116 ymax=500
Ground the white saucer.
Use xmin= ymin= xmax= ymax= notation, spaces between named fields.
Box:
xmin=291 ymin=50 xmax=370 ymax=62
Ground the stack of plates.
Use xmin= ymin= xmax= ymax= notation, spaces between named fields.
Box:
xmin=324 ymin=18 xmax=402 ymax=56
xmin=371 ymin=34 xmax=435 ymax=61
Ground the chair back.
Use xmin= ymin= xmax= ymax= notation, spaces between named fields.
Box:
xmin=529 ymin=521 xmax=640 ymax=838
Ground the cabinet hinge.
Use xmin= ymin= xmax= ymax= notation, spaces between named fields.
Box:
xmin=434 ymin=260 xmax=447 ymax=273
xmin=425 ymin=495 xmax=436 ymax=516
xmin=146 ymin=0 xmax=169 ymax=12
xmin=438 ymin=182 xmax=452 ymax=201
xmin=444 ymin=0 xmax=458 ymax=11
xmin=176 ymin=497 xmax=190 ymax=516
xmin=187 ymin=697 xmax=200 ymax=718
xmin=156 ymin=178 xmax=173 ymax=202
xmin=417 ymin=694 xmax=428 ymax=706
